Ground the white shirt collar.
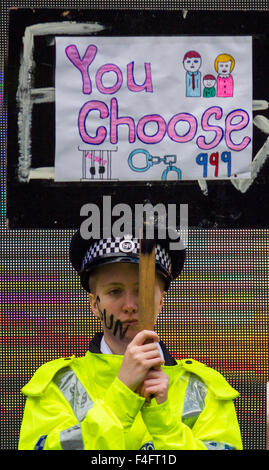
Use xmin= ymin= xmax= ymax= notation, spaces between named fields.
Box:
xmin=100 ymin=335 xmax=114 ymax=354
xmin=100 ymin=334 xmax=164 ymax=360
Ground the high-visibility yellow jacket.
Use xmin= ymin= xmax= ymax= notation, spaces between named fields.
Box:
xmin=18 ymin=334 xmax=243 ymax=450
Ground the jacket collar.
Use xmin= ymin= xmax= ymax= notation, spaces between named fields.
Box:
xmin=89 ymin=332 xmax=177 ymax=366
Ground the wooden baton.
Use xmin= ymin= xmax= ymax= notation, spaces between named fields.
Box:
xmin=137 ymin=236 xmax=157 ymax=401
xmin=138 ymin=238 xmax=156 ymax=332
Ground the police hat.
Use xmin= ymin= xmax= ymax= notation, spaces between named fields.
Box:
xmin=69 ymin=223 xmax=186 ymax=292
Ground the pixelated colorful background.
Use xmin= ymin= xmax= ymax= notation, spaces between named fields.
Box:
xmin=1 ymin=227 xmax=268 ymax=449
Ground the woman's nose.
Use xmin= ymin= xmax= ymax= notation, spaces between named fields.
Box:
xmin=122 ymin=292 xmax=138 ymax=313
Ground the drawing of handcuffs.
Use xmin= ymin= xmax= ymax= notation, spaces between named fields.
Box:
xmin=128 ymin=149 xmax=182 ymax=180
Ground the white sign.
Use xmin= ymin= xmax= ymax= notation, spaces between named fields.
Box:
xmin=55 ymin=36 xmax=252 ymax=182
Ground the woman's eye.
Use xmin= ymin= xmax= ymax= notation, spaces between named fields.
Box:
xmin=109 ymin=289 xmax=121 ymax=295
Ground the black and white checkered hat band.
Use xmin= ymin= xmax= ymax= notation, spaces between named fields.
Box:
xmin=81 ymin=238 xmax=172 ymax=277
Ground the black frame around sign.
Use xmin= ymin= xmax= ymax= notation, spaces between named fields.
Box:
xmin=6 ymin=8 xmax=269 ymax=229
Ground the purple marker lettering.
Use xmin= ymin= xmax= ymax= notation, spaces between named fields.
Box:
xmin=110 ymin=97 xmax=136 ymax=144
xmin=168 ymin=113 xmax=197 ymax=143
xmin=96 ymin=64 xmax=123 ymax=94
xmin=225 ymin=109 xmax=251 ymax=151
xmin=197 ymin=106 xmax=223 ymax=150
xmin=127 ymin=61 xmax=153 ymax=93
xmin=137 ymin=114 xmax=166 ymax=144
xmin=78 ymin=100 xmax=109 ymax=145
xmin=65 ymin=44 xmax=97 ymax=94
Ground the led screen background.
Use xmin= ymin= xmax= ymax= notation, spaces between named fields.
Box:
xmin=1 ymin=227 xmax=268 ymax=449
xmin=1 ymin=0 xmax=269 ymax=451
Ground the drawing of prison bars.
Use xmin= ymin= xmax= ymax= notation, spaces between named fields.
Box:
xmin=79 ymin=146 xmax=118 ymax=181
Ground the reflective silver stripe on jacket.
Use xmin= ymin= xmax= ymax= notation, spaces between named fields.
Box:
xmin=60 ymin=424 xmax=84 ymax=450
xmin=181 ymin=375 xmax=236 ymax=450
xmin=53 ymin=366 xmax=94 ymax=450
xmin=181 ymin=373 xmax=208 ymax=428
xmin=53 ymin=366 xmax=94 ymax=422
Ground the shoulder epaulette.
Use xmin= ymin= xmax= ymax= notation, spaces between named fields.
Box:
xmin=21 ymin=356 xmax=75 ymax=397
xmin=180 ymin=358 xmax=239 ymax=400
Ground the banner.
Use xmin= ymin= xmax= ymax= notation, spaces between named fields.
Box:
xmin=55 ymin=36 xmax=252 ymax=182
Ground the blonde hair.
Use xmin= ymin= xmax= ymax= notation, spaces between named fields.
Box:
xmin=214 ymin=53 xmax=235 ymax=72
